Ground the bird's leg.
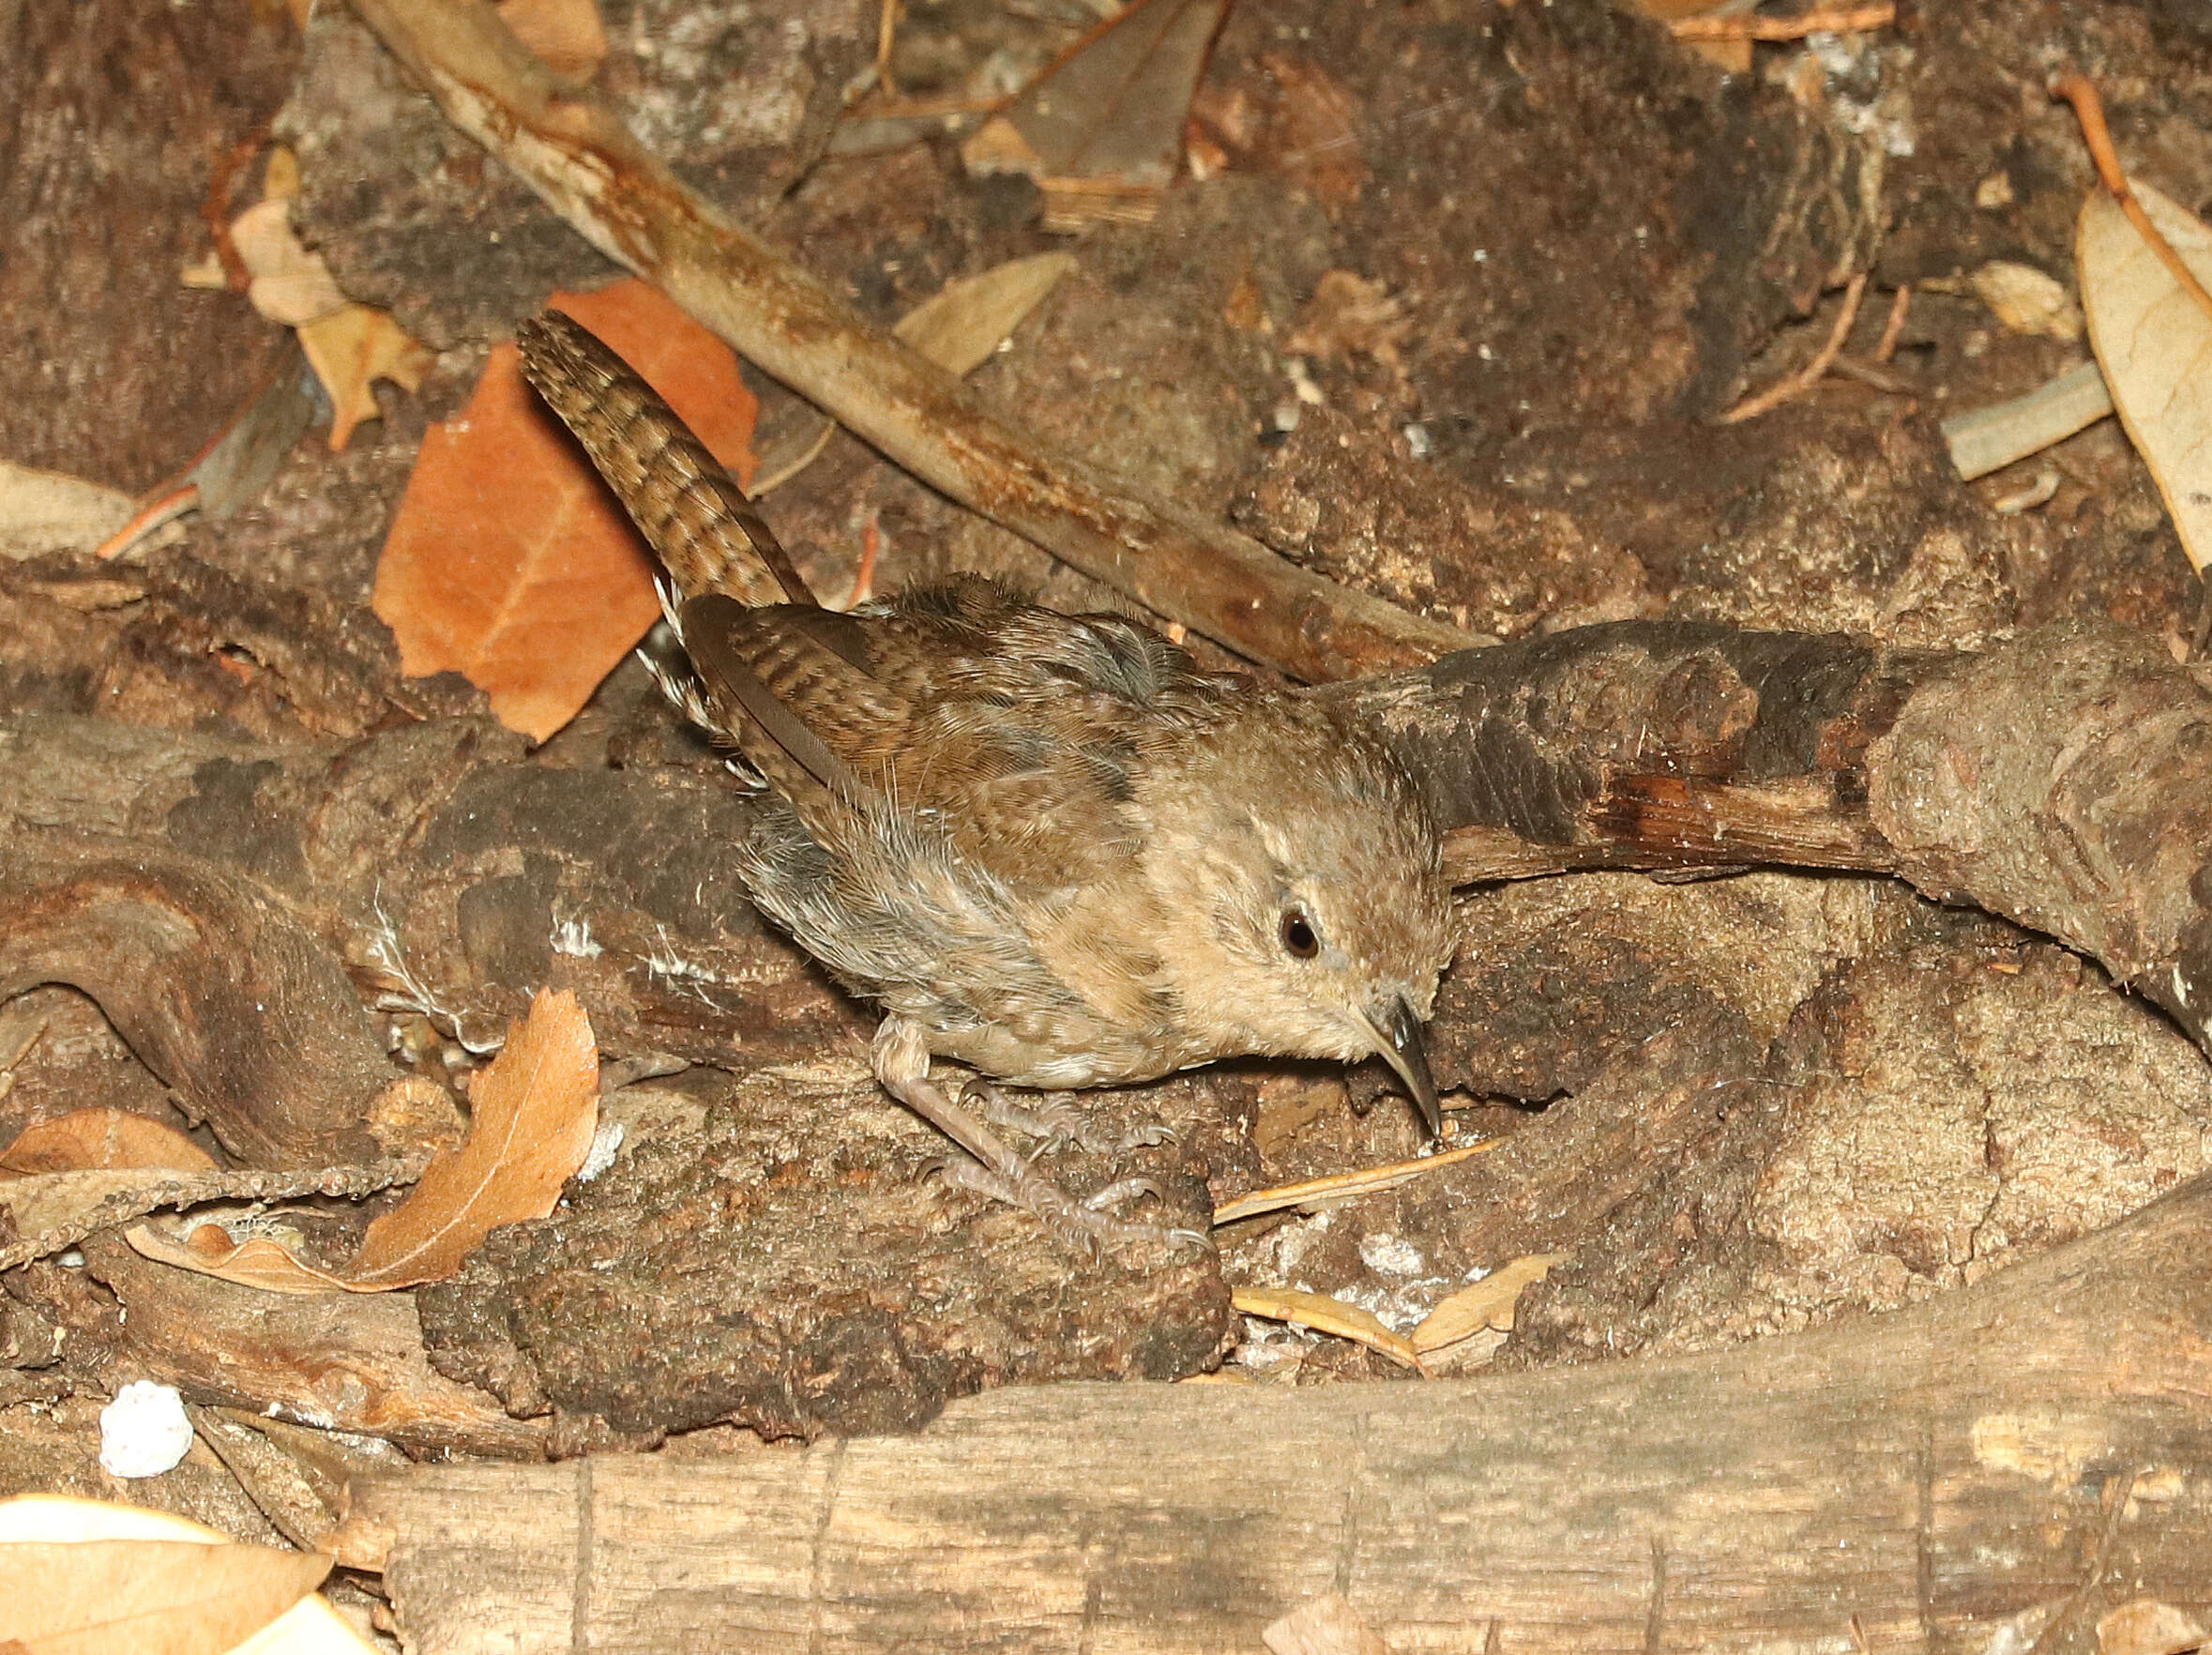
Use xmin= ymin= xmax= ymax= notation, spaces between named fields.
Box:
xmin=871 ymin=1020 xmax=1210 ymax=1257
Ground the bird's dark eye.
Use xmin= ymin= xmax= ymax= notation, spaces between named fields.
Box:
xmin=1280 ymin=910 xmax=1320 ymax=959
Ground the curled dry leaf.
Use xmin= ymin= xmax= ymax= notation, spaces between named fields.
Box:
xmin=298 ymin=306 xmax=436 ymax=452
xmin=2097 ymin=1597 xmax=2212 ymax=1655
xmin=2079 ymin=178 xmax=2212 ymax=572
xmin=962 ymin=0 xmax=1230 ymax=229
xmin=373 ymin=278 xmax=759 ymax=741
xmin=0 ymin=462 xmax=137 ymax=560
xmin=0 ymin=1494 xmax=367 ymax=1655
xmin=1232 ymin=1285 xmax=1420 ymax=1369
xmin=117 ymin=991 xmax=598 ymax=1295
xmin=123 ymin=1222 xmax=356 ymax=1296
xmin=0 ymin=1539 xmax=330 ymax=1655
xmin=1411 ymin=1253 xmax=1567 ymax=1355
xmin=0 ymin=1108 xmax=216 ymax=1176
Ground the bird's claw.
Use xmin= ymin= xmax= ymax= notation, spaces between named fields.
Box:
xmin=924 ymin=1152 xmax=1205 ymax=1260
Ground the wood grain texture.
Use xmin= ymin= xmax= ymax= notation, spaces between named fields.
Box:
xmin=356 ymin=1172 xmax=2212 ymax=1652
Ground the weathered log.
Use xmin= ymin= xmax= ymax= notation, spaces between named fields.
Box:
xmin=1329 ymin=616 xmax=2212 ymax=1053
xmin=345 ymin=1169 xmax=2212 ymax=1653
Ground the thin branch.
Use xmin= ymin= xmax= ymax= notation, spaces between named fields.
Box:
xmin=1871 ymin=282 xmax=1910 ymax=362
xmin=1671 ymin=4 xmax=1894 ymax=42
xmin=1719 ymin=272 xmax=1868 ymax=423
xmin=342 ymin=0 xmax=1480 ymax=681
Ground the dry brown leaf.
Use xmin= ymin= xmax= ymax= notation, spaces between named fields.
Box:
xmin=2098 ymin=1598 xmax=2212 ymax=1655
xmin=297 ymin=304 xmax=436 ymax=452
xmin=1263 ymin=1592 xmax=1393 ymax=1655
xmin=2080 ymin=178 xmax=2212 ymax=572
xmin=0 ymin=1538 xmax=329 ymax=1655
xmin=229 ymin=196 xmax=348 ymax=328
xmin=0 ymin=1496 xmax=371 ymax=1654
xmin=1411 ymin=1253 xmax=1567 ymax=1355
xmin=0 ymin=463 xmax=137 ymax=561
xmin=122 ymin=1222 xmax=356 ymax=1296
xmin=893 ymin=253 xmax=1078 ymax=377
xmin=0 ymin=1110 xmax=216 ymax=1177
xmin=343 ymin=988 xmax=598 ymax=1288
xmin=372 ymin=279 xmax=758 ymax=741
xmin=1232 ymin=1286 xmax=1420 ymax=1370
xmin=962 ymin=0 xmax=1229 ymax=229
xmin=498 ymin=0 xmax=607 ymax=81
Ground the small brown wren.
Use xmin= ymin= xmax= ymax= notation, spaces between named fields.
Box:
xmin=517 ymin=311 xmax=1454 ymax=1250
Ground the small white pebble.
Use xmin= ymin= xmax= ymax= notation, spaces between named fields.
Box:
xmin=99 ymin=1380 xmax=193 ymax=1479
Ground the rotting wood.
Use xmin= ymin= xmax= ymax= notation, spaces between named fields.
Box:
xmin=349 ymin=1170 xmax=2212 ymax=1653
xmin=79 ymin=1233 xmax=548 ymax=1459
xmin=7 ymin=614 xmax=2207 ymax=1064
xmin=1324 ymin=615 xmax=2212 ymax=1055
xmin=338 ymin=0 xmax=1480 ymax=683
xmin=0 ymin=832 xmax=401 ymax=1166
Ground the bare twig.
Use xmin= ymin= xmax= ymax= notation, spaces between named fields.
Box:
xmin=2053 ymin=72 xmax=2212 ymax=326
xmin=1719 ymin=272 xmax=1868 ymax=423
xmin=1871 ymin=282 xmax=1910 ymax=361
xmin=343 ymin=0 xmax=1478 ymax=680
xmin=1670 ymin=4 xmax=1894 ymax=42
xmin=1939 ymin=360 xmax=2113 ymax=480
xmin=1826 ymin=355 xmax=1912 ymax=394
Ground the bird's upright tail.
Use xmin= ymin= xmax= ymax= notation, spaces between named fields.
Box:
xmin=514 ymin=311 xmax=813 ymax=614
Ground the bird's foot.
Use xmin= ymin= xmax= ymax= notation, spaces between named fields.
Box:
xmin=961 ymin=1083 xmax=1178 ymax=1157
xmin=962 ymin=1082 xmax=1083 ymax=1149
xmin=927 ymin=1151 xmax=1212 ymax=1259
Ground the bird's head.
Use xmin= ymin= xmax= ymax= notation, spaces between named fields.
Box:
xmin=1139 ymin=695 xmax=1456 ymax=1134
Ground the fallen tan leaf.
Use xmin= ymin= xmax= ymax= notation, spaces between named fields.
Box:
xmin=962 ymin=0 xmax=1229 ymax=229
xmin=344 ymin=988 xmax=598 ymax=1288
xmin=373 ymin=278 xmax=757 ymax=740
xmin=297 ymin=304 xmax=436 ymax=451
xmin=498 ymin=0 xmax=607 ymax=81
xmin=122 ymin=1222 xmax=356 ymax=1296
xmin=0 ymin=1109 xmax=216 ymax=1177
xmin=1232 ymin=1285 xmax=1419 ymax=1370
xmin=2080 ymin=177 xmax=2212 ymax=572
xmin=893 ymin=252 xmax=1078 ymax=378
xmin=0 ymin=463 xmax=137 ymax=561
xmin=1264 ymin=1591 xmax=1393 ymax=1655
xmin=0 ymin=1496 xmax=376 ymax=1655
xmin=0 ymin=1538 xmax=329 ymax=1655
xmin=229 ymin=196 xmax=348 ymax=328
xmin=2098 ymin=1597 xmax=2211 ymax=1655
xmin=1411 ymin=1253 xmax=1568 ymax=1355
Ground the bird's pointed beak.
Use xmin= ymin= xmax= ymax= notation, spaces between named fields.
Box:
xmin=1365 ymin=994 xmax=1441 ymax=1140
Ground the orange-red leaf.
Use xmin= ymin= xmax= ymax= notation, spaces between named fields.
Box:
xmin=372 ymin=278 xmax=758 ymax=741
